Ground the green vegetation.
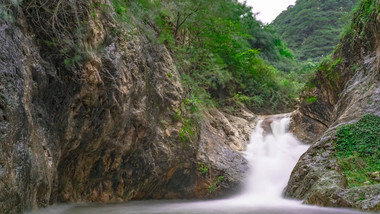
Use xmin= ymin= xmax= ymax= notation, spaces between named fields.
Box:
xmin=306 ymin=96 xmax=318 ymax=103
xmin=8 ymin=0 xmax=322 ymax=114
xmin=0 ymin=5 xmax=13 ymax=22
xmin=302 ymin=54 xmax=342 ymax=95
xmin=319 ymin=56 xmax=342 ymax=86
xmin=110 ymin=0 xmax=318 ymax=113
xmin=209 ymin=176 xmax=224 ymax=193
xmin=343 ymin=0 xmax=380 ymax=42
xmin=1 ymin=0 xmax=24 ymax=23
xmin=334 ymin=114 xmax=380 ymax=188
xmin=172 ymin=108 xmax=182 ymax=122
xmin=8 ymin=0 xmax=93 ymax=71
xmin=197 ymin=162 xmax=209 ymax=174
xmin=273 ymin=0 xmax=358 ymax=62
xmin=178 ymin=117 xmax=196 ymax=144
xmin=12 ymin=0 xmax=353 ymax=116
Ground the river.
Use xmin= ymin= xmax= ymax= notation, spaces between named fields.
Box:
xmin=26 ymin=115 xmax=374 ymax=214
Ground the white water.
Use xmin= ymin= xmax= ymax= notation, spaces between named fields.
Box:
xmin=27 ymin=116 xmax=371 ymax=214
xmin=236 ymin=116 xmax=310 ymax=203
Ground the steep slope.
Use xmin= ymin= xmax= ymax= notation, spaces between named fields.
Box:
xmin=273 ymin=0 xmax=358 ymax=62
xmin=287 ymin=0 xmax=380 ymax=210
xmin=0 ymin=1 xmax=256 ymax=213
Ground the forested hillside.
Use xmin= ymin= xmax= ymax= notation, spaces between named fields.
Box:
xmin=273 ymin=0 xmax=358 ymax=62
xmin=113 ymin=0 xmax=305 ymax=113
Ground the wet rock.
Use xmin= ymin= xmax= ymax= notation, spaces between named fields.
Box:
xmin=260 ymin=114 xmax=290 ymax=136
xmin=195 ymin=108 xmax=256 ymax=197
xmin=287 ymin=2 xmax=380 ymax=211
xmin=0 ymin=3 xmax=254 ymax=214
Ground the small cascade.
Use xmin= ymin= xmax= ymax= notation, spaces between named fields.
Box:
xmin=28 ymin=115 xmax=369 ymax=214
xmin=236 ymin=115 xmax=310 ymax=203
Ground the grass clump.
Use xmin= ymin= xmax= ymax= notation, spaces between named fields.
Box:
xmin=335 ymin=114 xmax=380 ymax=188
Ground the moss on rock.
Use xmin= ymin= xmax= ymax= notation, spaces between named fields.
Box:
xmin=335 ymin=114 xmax=380 ymax=188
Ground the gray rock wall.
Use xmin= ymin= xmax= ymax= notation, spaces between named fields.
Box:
xmin=287 ymin=1 xmax=380 ymax=211
xmin=0 ymin=2 xmax=253 ymax=213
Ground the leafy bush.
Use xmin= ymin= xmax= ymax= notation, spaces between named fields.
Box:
xmin=335 ymin=114 xmax=380 ymax=188
xmin=117 ymin=0 xmax=305 ymax=113
xmin=197 ymin=162 xmax=209 ymax=174
xmin=306 ymin=96 xmax=318 ymax=103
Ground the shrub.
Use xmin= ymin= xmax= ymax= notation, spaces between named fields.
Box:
xmin=335 ymin=114 xmax=380 ymax=188
xmin=197 ymin=162 xmax=209 ymax=174
xmin=306 ymin=96 xmax=317 ymax=103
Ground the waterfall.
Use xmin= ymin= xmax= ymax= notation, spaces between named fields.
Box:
xmin=28 ymin=115 xmax=369 ymax=214
xmin=236 ymin=116 xmax=310 ymax=203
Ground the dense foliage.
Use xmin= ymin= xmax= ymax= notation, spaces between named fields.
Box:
xmin=335 ymin=114 xmax=380 ymax=188
xmin=273 ymin=0 xmax=358 ymax=62
xmin=1 ymin=0 xmax=319 ymax=113
xmin=111 ymin=0 xmax=314 ymax=113
xmin=343 ymin=0 xmax=380 ymax=42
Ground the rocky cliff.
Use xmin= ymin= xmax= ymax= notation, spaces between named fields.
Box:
xmin=287 ymin=0 xmax=380 ymax=211
xmin=0 ymin=1 xmax=254 ymax=213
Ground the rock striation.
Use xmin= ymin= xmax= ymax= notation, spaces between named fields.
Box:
xmin=0 ymin=1 xmax=255 ymax=213
xmin=287 ymin=0 xmax=380 ymax=211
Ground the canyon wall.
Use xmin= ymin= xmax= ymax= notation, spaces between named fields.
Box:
xmin=0 ymin=1 xmax=254 ymax=213
xmin=287 ymin=0 xmax=380 ymax=210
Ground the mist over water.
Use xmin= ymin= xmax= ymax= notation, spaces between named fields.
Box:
xmin=27 ymin=116 xmax=372 ymax=214
xmin=237 ymin=117 xmax=309 ymax=202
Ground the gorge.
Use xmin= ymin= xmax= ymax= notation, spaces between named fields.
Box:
xmin=26 ymin=116 xmax=371 ymax=214
xmin=0 ymin=0 xmax=379 ymax=213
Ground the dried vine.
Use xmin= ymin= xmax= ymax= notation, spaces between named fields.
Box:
xmin=0 ymin=0 xmax=21 ymax=22
xmin=22 ymin=0 xmax=91 ymax=65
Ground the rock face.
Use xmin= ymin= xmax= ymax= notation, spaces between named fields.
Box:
xmin=287 ymin=0 xmax=380 ymax=211
xmin=0 ymin=1 xmax=253 ymax=213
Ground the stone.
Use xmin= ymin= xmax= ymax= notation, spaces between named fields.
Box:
xmin=0 ymin=3 xmax=255 ymax=214
xmin=286 ymin=3 xmax=380 ymax=211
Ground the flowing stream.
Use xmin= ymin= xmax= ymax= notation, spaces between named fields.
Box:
xmin=234 ymin=116 xmax=309 ymax=203
xmin=27 ymin=116 xmax=373 ymax=214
